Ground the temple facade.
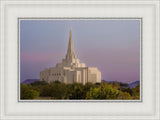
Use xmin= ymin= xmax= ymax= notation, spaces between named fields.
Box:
xmin=40 ymin=27 xmax=101 ymax=85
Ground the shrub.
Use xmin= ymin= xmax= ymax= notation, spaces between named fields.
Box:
xmin=20 ymin=83 xmax=39 ymax=99
xmin=24 ymin=89 xmax=39 ymax=99
xmin=86 ymin=83 xmax=119 ymax=99
xmin=118 ymin=91 xmax=132 ymax=100
xmin=31 ymin=81 xmax=48 ymax=86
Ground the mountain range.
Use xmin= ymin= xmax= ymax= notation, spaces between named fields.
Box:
xmin=21 ymin=79 xmax=139 ymax=88
xmin=128 ymin=81 xmax=140 ymax=88
xmin=102 ymin=80 xmax=139 ymax=88
xmin=21 ymin=79 xmax=40 ymax=84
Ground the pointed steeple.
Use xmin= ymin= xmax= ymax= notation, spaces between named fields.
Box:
xmin=65 ymin=26 xmax=76 ymax=60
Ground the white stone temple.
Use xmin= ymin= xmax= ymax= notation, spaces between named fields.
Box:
xmin=40 ymin=27 xmax=101 ymax=85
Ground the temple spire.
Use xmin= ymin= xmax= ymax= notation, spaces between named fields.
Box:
xmin=66 ymin=26 xmax=76 ymax=60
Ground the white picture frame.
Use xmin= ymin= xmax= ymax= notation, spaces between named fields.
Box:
xmin=0 ymin=0 xmax=159 ymax=120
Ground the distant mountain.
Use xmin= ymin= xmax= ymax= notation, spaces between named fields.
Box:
xmin=101 ymin=80 xmax=139 ymax=88
xmin=21 ymin=79 xmax=40 ymax=84
xmin=102 ymin=80 xmax=127 ymax=85
xmin=129 ymin=81 xmax=139 ymax=88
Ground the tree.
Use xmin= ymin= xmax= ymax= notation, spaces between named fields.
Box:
xmin=69 ymin=83 xmax=85 ymax=99
xmin=20 ymin=84 xmax=28 ymax=99
xmin=49 ymin=82 xmax=68 ymax=99
xmin=24 ymin=89 xmax=39 ymax=99
xmin=119 ymin=83 xmax=129 ymax=88
xmin=21 ymin=80 xmax=139 ymax=100
xmin=54 ymin=81 xmax=61 ymax=84
xmin=31 ymin=81 xmax=48 ymax=86
xmin=86 ymin=83 xmax=119 ymax=99
xmin=121 ymin=87 xmax=133 ymax=96
xmin=40 ymin=85 xmax=52 ymax=97
xmin=20 ymin=84 xmax=39 ymax=99
xmin=131 ymin=83 xmax=140 ymax=99
xmin=118 ymin=91 xmax=132 ymax=100
xmin=83 ymin=82 xmax=95 ymax=98
xmin=113 ymin=81 xmax=120 ymax=89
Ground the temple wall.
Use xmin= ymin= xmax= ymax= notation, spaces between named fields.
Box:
xmin=40 ymin=66 xmax=101 ymax=85
xmin=87 ymin=67 xmax=101 ymax=84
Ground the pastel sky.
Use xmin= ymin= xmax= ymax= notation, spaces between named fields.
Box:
xmin=20 ymin=19 xmax=140 ymax=83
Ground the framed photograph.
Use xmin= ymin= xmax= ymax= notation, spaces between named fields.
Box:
xmin=0 ymin=0 xmax=159 ymax=119
xmin=19 ymin=18 xmax=141 ymax=102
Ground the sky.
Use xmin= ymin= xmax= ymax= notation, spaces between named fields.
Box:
xmin=20 ymin=19 xmax=140 ymax=83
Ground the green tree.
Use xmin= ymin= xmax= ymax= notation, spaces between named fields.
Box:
xmin=40 ymin=85 xmax=52 ymax=97
xmin=121 ymin=87 xmax=133 ymax=96
xmin=69 ymin=83 xmax=84 ymax=99
xmin=118 ymin=91 xmax=132 ymax=100
xmin=86 ymin=83 xmax=119 ymax=99
xmin=24 ymin=89 xmax=39 ymax=99
xmin=113 ymin=81 xmax=120 ymax=89
xmin=20 ymin=84 xmax=39 ymax=99
xmin=31 ymin=81 xmax=48 ymax=86
xmin=49 ymin=82 xmax=68 ymax=99
xmin=119 ymin=83 xmax=129 ymax=88
xmin=131 ymin=83 xmax=140 ymax=99
xmin=20 ymin=84 xmax=28 ymax=99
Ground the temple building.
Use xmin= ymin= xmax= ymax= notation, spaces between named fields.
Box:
xmin=40 ymin=27 xmax=101 ymax=85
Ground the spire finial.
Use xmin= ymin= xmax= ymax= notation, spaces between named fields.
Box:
xmin=70 ymin=26 xmax=72 ymax=31
xmin=65 ymin=26 xmax=76 ymax=60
